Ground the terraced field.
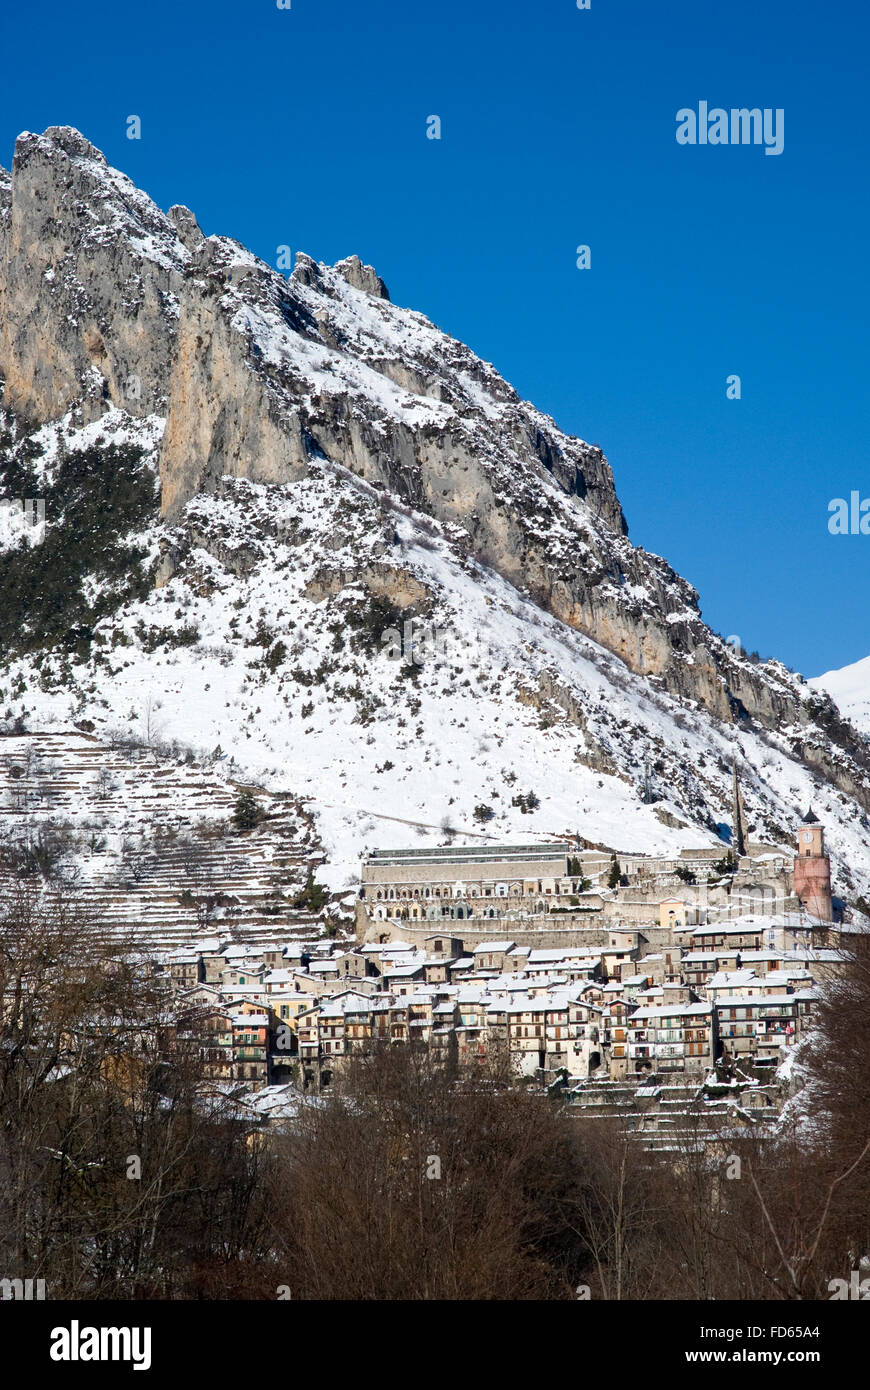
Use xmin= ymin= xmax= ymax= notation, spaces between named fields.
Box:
xmin=0 ymin=730 xmax=333 ymax=950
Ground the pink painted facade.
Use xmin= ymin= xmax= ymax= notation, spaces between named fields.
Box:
xmin=793 ymin=817 xmax=833 ymax=922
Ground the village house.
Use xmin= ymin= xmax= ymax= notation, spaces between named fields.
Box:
xmin=421 ymin=956 xmax=453 ymax=984
xmin=196 ymin=1007 xmax=235 ymax=1081
xmin=627 ymin=1001 xmax=716 ymax=1075
xmin=715 ymin=989 xmax=815 ymax=1063
xmin=269 ymin=991 xmax=314 ymax=1027
xmin=231 ymin=1012 xmax=270 ymax=1085
xmin=166 ymin=950 xmax=203 ymax=990
xmin=600 ymin=944 xmax=640 ymax=981
xmin=287 ymin=969 xmax=325 ymax=995
xmin=619 ymin=973 xmax=652 ymax=1003
xmin=305 ymin=958 xmax=341 ymax=984
xmin=317 ymin=999 xmax=348 ymax=1061
xmin=739 ymin=949 xmax=791 ymax=976
xmin=658 ymin=899 xmax=700 ymax=930
xmin=688 ymin=921 xmax=768 ymax=953
xmin=219 ymin=982 xmax=269 ymax=1012
xmin=424 ymin=933 xmax=465 ymax=959
xmin=705 ymin=969 xmax=764 ymax=1002
xmin=472 ymin=940 xmax=517 ymax=971
xmin=387 ymin=1000 xmax=409 ymax=1044
xmin=681 ymin=947 xmax=743 ymax=986
xmin=449 ymin=956 xmax=476 ymax=979
xmin=262 ymin=967 xmax=295 ymax=992
xmin=221 ymin=959 xmax=266 ymax=990
xmin=255 ymin=947 xmax=288 ymax=971
xmin=297 ymin=1004 xmax=322 ymax=1076
xmin=178 ymin=982 xmax=224 ymax=1010
xmin=382 ymin=960 xmax=427 ymax=995
xmin=505 ymin=996 xmax=548 ymax=1074
xmin=198 ymin=940 xmax=231 ymax=984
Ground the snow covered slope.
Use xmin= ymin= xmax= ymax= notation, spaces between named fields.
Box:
xmin=1 ymin=127 xmax=869 ymax=906
xmin=0 ymin=729 xmax=328 ymax=949
xmin=810 ymin=657 xmax=870 ymax=738
xmin=0 ymin=407 xmax=868 ymax=902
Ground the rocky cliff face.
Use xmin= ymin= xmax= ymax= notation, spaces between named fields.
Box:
xmin=0 ymin=126 xmax=867 ymax=822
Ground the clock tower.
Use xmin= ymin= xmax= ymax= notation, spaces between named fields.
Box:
xmin=792 ymin=809 xmax=833 ymax=923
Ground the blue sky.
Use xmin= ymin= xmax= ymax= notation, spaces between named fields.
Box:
xmin=1 ymin=0 xmax=867 ymax=676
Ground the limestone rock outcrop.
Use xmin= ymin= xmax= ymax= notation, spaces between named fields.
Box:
xmin=0 ymin=126 xmax=866 ymax=809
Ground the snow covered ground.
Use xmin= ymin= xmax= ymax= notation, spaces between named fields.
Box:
xmin=811 ymin=655 xmax=870 ymax=737
xmin=3 ymin=411 xmax=870 ymax=902
xmin=2 ymin=129 xmax=869 ymax=910
xmin=0 ymin=729 xmax=325 ymax=948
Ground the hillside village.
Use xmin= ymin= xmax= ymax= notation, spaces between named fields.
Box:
xmin=146 ymin=798 xmax=851 ymax=1147
xmin=5 ymin=127 xmax=870 ymax=944
xmin=0 ymin=129 xmax=868 ymax=1174
xmin=0 ymin=720 xmax=857 ymax=1150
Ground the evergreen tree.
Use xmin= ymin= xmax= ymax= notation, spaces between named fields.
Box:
xmin=233 ymin=791 xmax=263 ymax=831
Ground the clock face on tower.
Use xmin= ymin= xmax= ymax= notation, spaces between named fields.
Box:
xmin=802 ymin=831 xmax=813 ymax=844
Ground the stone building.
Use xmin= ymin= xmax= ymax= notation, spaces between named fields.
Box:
xmin=358 ymin=841 xmax=586 ymax=932
xmin=793 ymin=809 xmax=833 ymax=923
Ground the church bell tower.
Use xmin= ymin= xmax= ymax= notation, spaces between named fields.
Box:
xmin=792 ymin=808 xmax=833 ymax=923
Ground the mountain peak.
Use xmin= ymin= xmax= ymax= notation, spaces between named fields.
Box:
xmin=1 ymin=127 xmax=868 ymax=855
xmin=15 ymin=125 xmax=108 ymax=166
xmin=332 ymin=254 xmax=390 ymax=301
xmin=166 ymin=204 xmax=204 ymax=252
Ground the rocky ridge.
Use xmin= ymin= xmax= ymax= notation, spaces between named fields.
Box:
xmin=0 ymin=127 xmax=868 ymax=893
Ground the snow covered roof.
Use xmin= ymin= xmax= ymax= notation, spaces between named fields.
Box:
xmin=708 ymin=970 xmax=758 ymax=988
xmin=691 ymin=922 xmax=767 ymax=936
xmin=629 ymin=1002 xmax=712 ymax=1021
xmin=320 ymin=995 xmax=374 ymax=1017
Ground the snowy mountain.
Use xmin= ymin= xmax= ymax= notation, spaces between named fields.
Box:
xmin=810 ymin=657 xmax=870 ymax=739
xmin=1 ymin=126 xmax=869 ymax=902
